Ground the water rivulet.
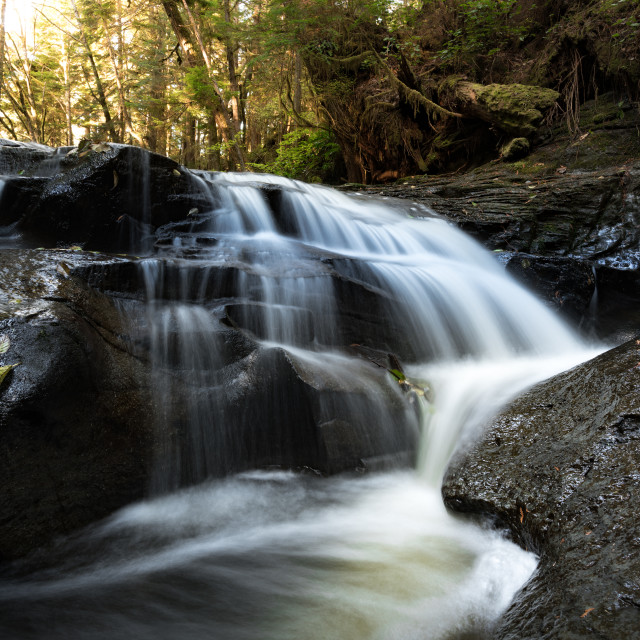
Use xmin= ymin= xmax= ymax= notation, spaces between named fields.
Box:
xmin=0 ymin=173 xmax=598 ymax=639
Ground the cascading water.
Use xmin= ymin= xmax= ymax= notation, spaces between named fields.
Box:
xmin=0 ymin=173 xmax=599 ymax=639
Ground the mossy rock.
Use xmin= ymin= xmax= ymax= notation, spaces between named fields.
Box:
xmin=473 ymin=83 xmax=559 ymax=136
xmin=501 ymin=137 xmax=530 ymax=161
xmin=453 ymin=81 xmax=560 ymax=137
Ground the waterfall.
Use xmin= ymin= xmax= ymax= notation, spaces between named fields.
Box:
xmin=138 ymin=172 xmax=590 ymax=490
xmin=0 ymin=173 xmax=599 ymax=639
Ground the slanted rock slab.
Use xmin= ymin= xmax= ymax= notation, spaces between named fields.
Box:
xmin=442 ymin=338 xmax=640 ymax=639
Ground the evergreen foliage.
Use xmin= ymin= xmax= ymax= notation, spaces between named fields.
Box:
xmin=0 ymin=0 xmax=637 ymax=182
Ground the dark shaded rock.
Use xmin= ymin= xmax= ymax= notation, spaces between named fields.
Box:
xmin=127 ymin=328 xmax=419 ymax=488
xmin=0 ymin=247 xmax=422 ymax=559
xmin=355 ymin=164 xmax=640 ymax=267
xmin=78 ymin=253 xmax=423 ymax=360
xmin=498 ymin=252 xmax=596 ymax=325
xmin=0 ymin=143 xmax=211 ymax=252
xmin=442 ymin=338 xmax=640 ymax=639
xmin=210 ymin=346 xmax=419 ymax=476
xmin=224 ymin=302 xmax=316 ymax=344
xmin=592 ymin=266 xmax=640 ymax=344
xmin=71 ymin=258 xmax=240 ymax=301
xmin=0 ymin=177 xmax=51 ymax=229
xmin=0 ymin=140 xmax=56 ymax=175
xmin=0 ymin=250 xmax=154 ymax=562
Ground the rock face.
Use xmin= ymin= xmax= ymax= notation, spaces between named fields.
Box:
xmin=1 ymin=128 xmax=639 ymax=611
xmin=0 ymin=140 xmax=58 ymax=175
xmin=0 ymin=142 xmax=207 ymax=251
xmin=442 ymin=338 xmax=640 ymax=639
xmin=497 ymin=252 xmax=596 ymax=327
xmin=0 ymin=250 xmax=154 ymax=562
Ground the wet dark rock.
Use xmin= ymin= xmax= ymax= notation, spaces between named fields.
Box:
xmin=0 ymin=140 xmax=57 ymax=175
xmin=0 ymin=177 xmax=50 ymax=229
xmin=0 ymin=247 xmax=422 ymax=560
xmin=224 ymin=302 xmax=316 ymax=344
xmin=498 ymin=252 xmax=596 ymax=325
xmin=442 ymin=338 xmax=640 ymax=639
xmin=79 ymin=253 xmax=422 ymax=360
xmin=590 ymin=265 xmax=640 ymax=344
xmin=348 ymin=168 xmax=640 ymax=340
xmin=0 ymin=250 xmax=154 ymax=562
xmin=211 ymin=346 xmax=419 ymax=476
xmin=355 ymin=164 xmax=640 ymax=268
xmin=0 ymin=143 xmax=209 ymax=252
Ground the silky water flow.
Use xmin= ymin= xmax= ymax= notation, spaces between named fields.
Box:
xmin=0 ymin=173 xmax=600 ymax=639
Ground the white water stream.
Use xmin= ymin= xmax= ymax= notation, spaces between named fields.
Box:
xmin=0 ymin=173 xmax=599 ymax=639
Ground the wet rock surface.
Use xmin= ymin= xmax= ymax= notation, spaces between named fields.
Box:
xmin=1 ymin=124 xmax=640 ymax=628
xmin=497 ymin=252 xmax=596 ymax=327
xmin=442 ymin=338 xmax=640 ymax=639
xmin=0 ymin=140 xmax=58 ymax=175
xmin=0 ymin=250 xmax=154 ymax=562
xmin=0 ymin=143 xmax=206 ymax=251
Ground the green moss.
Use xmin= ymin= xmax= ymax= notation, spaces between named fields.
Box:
xmin=579 ymin=95 xmax=627 ymax=129
xmin=505 ymin=159 xmax=553 ymax=176
xmin=475 ymin=83 xmax=560 ymax=136
xmin=501 ymin=137 xmax=530 ymax=161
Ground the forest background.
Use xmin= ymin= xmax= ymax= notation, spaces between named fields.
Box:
xmin=0 ymin=0 xmax=638 ymax=184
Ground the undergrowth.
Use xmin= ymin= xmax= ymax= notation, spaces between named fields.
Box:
xmin=249 ymin=128 xmax=342 ymax=183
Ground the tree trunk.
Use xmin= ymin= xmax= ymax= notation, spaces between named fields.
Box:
xmin=340 ymin=143 xmax=365 ymax=183
xmin=0 ymin=0 xmax=6 ymax=102
xmin=293 ymin=52 xmax=302 ymax=115
xmin=60 ymin=34 xmax=73 ymax=146
xmin=145 ymin=6 xmax=167 ymax=154
xmin=70 ymin=0 xmax=118 ymax=141
xmin=161 ymin=0 xmax=245 ymax=169
xmin=100 ymin=13 xmax=142 ymax=145
xmin=183 ymin=114 xmax=197 ymax=166
xmin=207 ymin=116 xmax=221 ymax=171
xmin=223 ymin=0 xmax=242 ymax=137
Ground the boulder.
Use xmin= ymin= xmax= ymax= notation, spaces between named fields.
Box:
xmin=180 ymin=345 xmax=420 ymax=479
xmin=449 ymin=81 xmax=560 ymax=137
xmin=341 ymin=96 xmax=640 ymax=339
xmin=442 ymin=338 xmax=640 ymax=639
xmin=0 ymin=139 xmax=57 ymax=175
xmin=0 ymin=143 xmax=210 ymax=252
xmin=501 ymin=137 xmax=530 ymax=161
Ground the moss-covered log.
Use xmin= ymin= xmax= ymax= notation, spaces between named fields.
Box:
xmin=450 ymin=81 xmax=560 ymax=137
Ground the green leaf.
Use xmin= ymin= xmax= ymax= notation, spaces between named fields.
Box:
xmin=389 ymin=368 xmax=406 ymax=381
xmin=0 ymin=335 xmax=9 ymax=354
xmin=0 ymin=363 xmax=19 ymax=388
